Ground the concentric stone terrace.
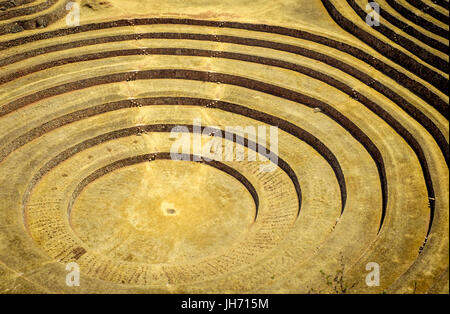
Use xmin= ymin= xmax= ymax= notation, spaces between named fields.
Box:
xmin=0 ymin=0 xmax=448 ymax=294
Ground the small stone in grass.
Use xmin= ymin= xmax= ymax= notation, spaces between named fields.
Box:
xmin=11 ymin=23 xmax=24 ymax=33
xmin=36 ymin=17 xmax=46 ymax=28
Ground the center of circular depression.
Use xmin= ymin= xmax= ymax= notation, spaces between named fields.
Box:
xmin=70 ymin=160 xmax=256 ymax=264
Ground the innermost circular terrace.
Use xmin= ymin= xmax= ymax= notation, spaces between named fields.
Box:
xmin=69 ymin=159 xmax=256 ymax=264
